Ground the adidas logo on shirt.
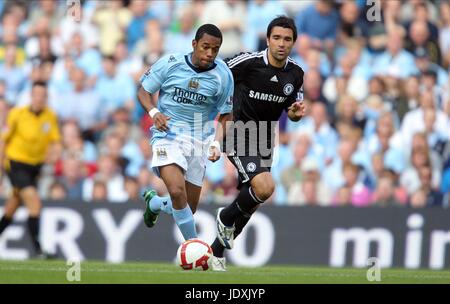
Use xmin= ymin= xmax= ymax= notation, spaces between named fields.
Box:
xmin=270 ymin=75 xmax=278 ymax=82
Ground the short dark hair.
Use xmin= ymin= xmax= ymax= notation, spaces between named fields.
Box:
xmin=267 ymin=16 xmax=298 ymax=42
xmin=194 ymin=24 xmax=222 ymax=42
xmin=102 ymin=55 xmax=116 ymax=62
xmin=32 ymin=81 xmax=47 ymax=89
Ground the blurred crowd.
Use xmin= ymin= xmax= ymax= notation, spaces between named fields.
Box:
xmin=0 ymin=0 xmax=449 ymax=208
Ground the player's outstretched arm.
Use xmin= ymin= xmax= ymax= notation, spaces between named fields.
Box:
xmin=287 ymin=101 xmax=306 ymax=122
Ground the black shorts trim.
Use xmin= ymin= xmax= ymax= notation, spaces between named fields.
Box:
xmin=6 ymin=160 xmax=42 ymax=189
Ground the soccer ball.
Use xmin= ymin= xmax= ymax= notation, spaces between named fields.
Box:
xmin=176 ymin=239 xmax=213 ymax=271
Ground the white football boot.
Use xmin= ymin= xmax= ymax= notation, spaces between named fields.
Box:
xmin=211 ymin=256 xmax=227 ymax=272
xmin=216 ymin=207 xmax=235 ymax=249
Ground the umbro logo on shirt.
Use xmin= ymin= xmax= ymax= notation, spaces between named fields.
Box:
xmin=270 ymin=75 xmax=278 ymax=82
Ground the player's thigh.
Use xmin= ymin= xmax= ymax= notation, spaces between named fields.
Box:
xmin=151 ymin=138 xmax=188 ymax=177
xmin=184 ymin=154 xmax=206 ymax=191
xmin=158 ymin=164 xmax=187 ymax=202
xmin=250 ymin=172 xmax=275 ymax=201
xmin=185 ymin=181 xmax=202 ymax=213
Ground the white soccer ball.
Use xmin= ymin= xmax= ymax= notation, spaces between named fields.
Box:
xmin=176 ymin=239 xmax=213 ymax=271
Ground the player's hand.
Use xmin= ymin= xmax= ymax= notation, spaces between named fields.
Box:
xmin=208 ymin=140 xmax=221 ymax=162
xmin=153 ymin=112 xmax=171 ymax=132
xmin=288 ymin=101 xmax=306 ymax=119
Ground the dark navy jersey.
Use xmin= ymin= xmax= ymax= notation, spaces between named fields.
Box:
xmin=225 ymin=49 xmax=304 ymax=155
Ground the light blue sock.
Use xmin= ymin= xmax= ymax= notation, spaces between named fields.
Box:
xmin=172 ymin=205 xmax=197 ymax=240
xmin=149 ymin=195 xmax=173 ymax=215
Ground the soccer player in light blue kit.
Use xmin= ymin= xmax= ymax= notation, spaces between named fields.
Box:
xmin=137 ymin=24 xmax=233 ymax=242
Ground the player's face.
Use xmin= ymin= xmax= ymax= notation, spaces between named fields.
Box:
xmin=267 ymin=26 xmax=295 ymax=65
xmin=31 ymin=85 xmax=48 ymax=111
xmin=192 ymin=33 xmax=222 ymax=69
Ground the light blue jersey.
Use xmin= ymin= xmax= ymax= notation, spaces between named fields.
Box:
xmin=140 ymin=53 xmax=234 ymax=143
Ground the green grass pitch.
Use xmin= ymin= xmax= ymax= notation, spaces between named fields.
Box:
xmin=1 ymin=260 xmax=450 ymax=284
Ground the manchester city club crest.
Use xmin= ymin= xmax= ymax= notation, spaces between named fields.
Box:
xmin=283 ymin=83 xmax=294 ymax=96
xmin=156 ymin=148 xmax=167 ymax=160
xmin=188 ymin=78 xmax=200 ymax=91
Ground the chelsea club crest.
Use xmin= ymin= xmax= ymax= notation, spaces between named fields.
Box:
xmin=283 ymin=83 xmax=294 ymax=96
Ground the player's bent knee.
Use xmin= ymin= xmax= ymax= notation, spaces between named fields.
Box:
xmin=166 ymin=185 xmax=186 ymax=202
xmin=252 ymin=180 xmax=275 ymax=202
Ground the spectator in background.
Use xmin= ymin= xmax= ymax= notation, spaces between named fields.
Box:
xmin=287 ymin=157 xmax=331 ymax=206
xmin=401 ymin=91 xmax=449 ymax=149
xmin=296 ymin=0 xmax=339 ymax=58
xmin=288 ymin=101 xmax=339 ymax=169
xmin=27 ymin=0 xmax=65 ymax=36
xmin=124 ymin=176 xmax=140 ymax=201
xmin=60 ymin=121 xmax=97 ymax=164
xmin=243 ymin=0 xmax=286 ymax=52
xmin=370 ymin=173 xmax=404 ymax=207
xmin=48 ymin=181 xmax=67 ymax=201
xmin=200 ymin=0 xmax=246 ymax=58
xmin=417 ymin=165 xmax=444 ymax=207
xmin=127 ymin=0 xmax=158 ymax=53
xmin=365 ymin=152 xmax=384 ymax=190
xmin=164 ymin=6 xmax=197 ymax=55
xmin=364 ymin=111 xmax=400 ymax=156
xmin=82 ymin=154 xmax=128 ymax=203
xmin=338 ymin=0 xmax=369 ymax=45
xmin=409 ymin=132 xmax=444 ymax=187
xmin=281 ymin=132 xmax=312 ymax=194
xmin=409 ymin=188 xmax=427 ymax=208
xmin=439 ymin=1 xmax=450 ymax=70
xmin=323 ymin=137 xmax=357 ymax=192
xmin=57 ymin=153 xmax=86 ymax=200
xmin=25 ymin=20 xmax=58 ymax=65
xmin=414 ymin=47 xmax=448 ymax=88
xmin=114 ymin=40 xmax=143 ymax=85
xmin=58 ymin=1 xmax=99 ymax=51
xmin=64 ymin=32 xmax=102 ymax=85
xmin=302 ymin=69 xmax=327 ymax=104
xmin=400 ymin=0 xmax=439 ymax=26
xmin=406 ymin=20 xmax=441 ymax=65
xmin=372 ymin=27 xmax=419 ymax=79
xmin=340 ymin=162 xmax=371 ymax=207
xmin=91 ymin=179 xmax=108 ymax=202
xmin=133 ymin=18 xmax=163 ymax=62
xmin=92 ymin=0 xmax=132 ymax=56
xmin=55 ymin=67 xmax=106 ymax=141
xmin=334 ymin=94 xmax=366 ymax=133
xmin=400 ymin=76 xmax=421 ymax=119
xmin=292 ymin=35 xmax=331 ymax=77
xmin=137 ymin=165 xmax=167 ymax=198
xmin=209 ymin=159 xmax=239 ymax=206
xmin=96 ymin=55 xmax=136 ymax=118
xmin=333 ymin=185 xmax=352 ymax=206
xmin=323 ymin=53 xmax=368 ymax=103
xmin=401 ymin=146 xmax=432 ymax=195
xmin=0 ymin=43 xmax=27 ymax=103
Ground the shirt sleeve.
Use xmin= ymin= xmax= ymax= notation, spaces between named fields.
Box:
xmin=139 ymin=55 xmax=170 ymax=94
xmin=225 ymin=52 xmax=252 ymax=83
xmin=284 ymin=70 xmax=304 ymax=111
xmin=217 ymin=68 xmax=234 ymax=115
xmin=1 ymin=108 xmax=18 ymax=143
xmin=49 ymin=112 xmax=61 ymax=143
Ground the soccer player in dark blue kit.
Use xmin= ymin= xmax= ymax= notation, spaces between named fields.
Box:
xmin=210 ymin=16 xmax=306 ymax=271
